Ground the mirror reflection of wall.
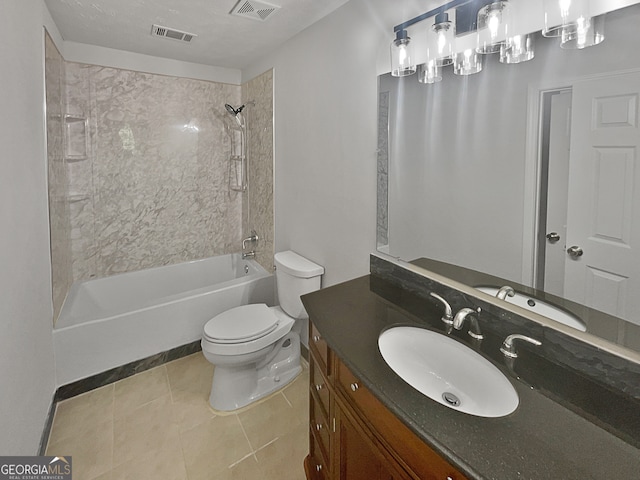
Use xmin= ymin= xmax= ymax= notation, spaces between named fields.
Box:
xmin=379 ymin=4 xmax=640 ymax=328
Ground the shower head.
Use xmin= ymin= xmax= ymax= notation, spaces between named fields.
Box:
xmin=225 ymin=103 xmax=245 ymax=116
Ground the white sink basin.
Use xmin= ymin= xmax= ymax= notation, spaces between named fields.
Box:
xmin=475 ymin=287 xmax=586 ymax=332
xmin=378 ymin=327 xmax=519 ymax=418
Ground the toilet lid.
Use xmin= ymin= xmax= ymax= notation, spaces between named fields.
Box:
xmin=203 ymin=304 xmax=278 ymax=344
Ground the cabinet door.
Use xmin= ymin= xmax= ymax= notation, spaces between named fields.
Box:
xmin=336 ymin=407 xmax=407 ymax=480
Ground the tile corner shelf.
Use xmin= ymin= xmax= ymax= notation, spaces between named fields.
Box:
xmin=67 ymin=193 xmax=90 ymax=203
xmin=64 ymin=114 xmax=89 ymax=161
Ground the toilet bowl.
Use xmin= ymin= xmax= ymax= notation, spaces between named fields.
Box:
xmin=201 ymin=251 xmax=324 ymax=411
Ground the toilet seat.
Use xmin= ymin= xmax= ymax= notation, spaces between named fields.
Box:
xmin=202 ymin=306 xmax=294 ymax=357
xmin=203 ymin=304 xmax=278 ymax=344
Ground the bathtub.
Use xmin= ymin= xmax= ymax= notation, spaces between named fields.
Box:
xmin=53 ymin=254 xmax=274 ymax=387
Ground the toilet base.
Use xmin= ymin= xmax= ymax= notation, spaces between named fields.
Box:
xmin=208 ymin=331 xmax=302 ymax=411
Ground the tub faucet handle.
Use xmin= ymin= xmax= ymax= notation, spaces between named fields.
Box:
xmin=242 ymin=230 xmax=259 ymax=250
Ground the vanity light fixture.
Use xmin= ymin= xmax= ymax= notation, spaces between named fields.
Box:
xmin=454 ymin=48 xmax=483 ymax=75
xmin=476 ymin=0 xmax=511 ymax=55
xmin=500 ymin=34 xmax=535 ymax=64
xmin=560 ymin=15 xmax=605 ymax=49
xmin=390 ymin=0 xmax=605 ymax=86
xmin=431 ymin=13 xmax=455 ymax=67
xmin=542 ymin=0 xmax=590 ymax=38
xmin=417 ymin=61 xmax=443 ymax=84
xmin=390 ymin=29 xmax=417 ymax=77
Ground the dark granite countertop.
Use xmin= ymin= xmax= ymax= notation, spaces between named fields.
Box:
xmin=301 ymin=274 xmax=640 ymax=480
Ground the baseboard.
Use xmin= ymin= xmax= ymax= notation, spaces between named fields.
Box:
xmin=40 ymin=340 xmax=202 ymax=454
xmin=54 ymin=340 xmax=202 ymax=402
xmin=37 ymin=394 xmax=57 ymax=455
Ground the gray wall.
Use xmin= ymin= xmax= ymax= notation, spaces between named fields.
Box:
xmin=242 ymin=0 xmax=411 ymax=287
xmin=0 ymin=2 xmax=56 ymax=454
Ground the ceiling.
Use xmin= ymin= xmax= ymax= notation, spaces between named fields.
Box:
xmin=44 ymin=0 xmax=351 ymax=70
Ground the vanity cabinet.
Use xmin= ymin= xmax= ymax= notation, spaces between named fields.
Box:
xmin=305 ymin=321 xmax=467 ymax=480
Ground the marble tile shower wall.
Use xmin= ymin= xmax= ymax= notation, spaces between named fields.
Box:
xmin=243 ymin=69 xmax=274 ymax=271
xmin=45 ymin=32 xmax=73 ymax=321
xmin=64 ymin=62 xmax=243 ymax=280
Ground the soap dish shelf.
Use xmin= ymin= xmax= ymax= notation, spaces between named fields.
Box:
xmin=64 ymin=114 xmax=89 ymax=161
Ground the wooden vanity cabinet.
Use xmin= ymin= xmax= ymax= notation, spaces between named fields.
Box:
xmin=305 ymin=321 xmax=467 ymax=480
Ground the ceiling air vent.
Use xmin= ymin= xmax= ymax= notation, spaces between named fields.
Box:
xmin=230 ymin=0 xmax=280 ymax=22
xmin=151 ymin=24 xmax=197 ymax=43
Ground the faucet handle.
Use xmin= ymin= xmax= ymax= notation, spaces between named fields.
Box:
xmin=500 ymin=334 xmax=542 ymax=358
xmin=429 ymin=292 xmax=453 ymax=325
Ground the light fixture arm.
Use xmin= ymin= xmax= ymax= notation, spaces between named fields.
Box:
xmin=393 ymin=0 xmax=492 ymax=34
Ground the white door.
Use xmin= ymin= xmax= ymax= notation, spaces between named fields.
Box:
xmin=544 ymin=91 xmax=572 ymax=297
xmin=564 ymin=71 xmax=640 ymax=325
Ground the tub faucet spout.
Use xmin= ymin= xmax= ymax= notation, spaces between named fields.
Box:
xmin=242 ymin=251 xmax=255 ymax=259
xmin=242 ymin=230 xmax=259 ymax=250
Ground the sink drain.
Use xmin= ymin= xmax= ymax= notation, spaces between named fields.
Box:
xmin=442 ymin=392 xmax=461 ymax=407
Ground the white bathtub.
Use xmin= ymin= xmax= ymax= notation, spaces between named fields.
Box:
xmin=53 ymin=254 xmax=274 ymax=386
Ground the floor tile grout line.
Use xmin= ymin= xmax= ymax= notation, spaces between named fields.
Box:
xmin=281 ymin=390 xmax=293 ymax=408
xmin=236 ymin=412 xmax=257 ymax=453
xmin=253 ymin=436 xmax=280 ymax=456
xmin=176 ymin=416 xmax=192 ymax=480
xmin=227 ymin=450 xmax=259 ymax=469
xmin=113 ymin=391 xmax=174 ymax=422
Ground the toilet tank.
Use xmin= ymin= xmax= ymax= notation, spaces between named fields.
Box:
xmin=274 ymin=251 xmax=324 ymax=319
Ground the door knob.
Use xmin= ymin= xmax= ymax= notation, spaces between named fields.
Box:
xmin=567 ymin=246 xmax=584 ymax=257
xmin=546 ymin=232 xmax=560 ymax=243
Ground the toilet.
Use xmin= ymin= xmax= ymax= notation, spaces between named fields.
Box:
xmin=201 ymin=250 xmax=324 ymax=411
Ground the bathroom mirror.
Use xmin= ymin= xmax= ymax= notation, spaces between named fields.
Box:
xmin=377 ymin=4 xmax=640 ymax=352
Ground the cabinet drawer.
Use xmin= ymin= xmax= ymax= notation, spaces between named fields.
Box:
xmin=309 ymin=322 xmax=329 ymax=373
xmin=308 ymin=428 xmax=328 ymax=480
xmin=310 ymin=355 xmax=330 ymax=417
xmin=336 ymin=359 xmax=467 ymax=480
xmin=336 ymin=359 xmax=382 ymax=424
xmin=310 ymin=389 xmax=331 ymax=461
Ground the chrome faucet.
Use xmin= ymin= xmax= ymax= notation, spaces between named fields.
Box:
xmin=500 ymin=334 xmax=542 ymax=358
xmin=452 ymin=307 xmax=483 ymax=340
xmin=242 ymin=230 xmax=259 ymax=250
xmin=429 ymin=292 xmax=453 ymax=326
xmin=496 ymin=286 xmax=515 ymax=300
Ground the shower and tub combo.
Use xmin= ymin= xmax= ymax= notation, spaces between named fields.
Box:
xmin=53 ymin=253 xmax=274 ymax=386
xmin=53 ymin=100 xmax=298 ymax=412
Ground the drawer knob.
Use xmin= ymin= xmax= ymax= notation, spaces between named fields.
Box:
xmin=316 ymin=423 xmax=323 ymax=431
xmin=313 ymin=335 xmax=321 ymax=342
xmin=316 ymin=464 xmax=323 ymax=472
xmin=350 ymin=382 xmax=359 ymax=392
xmin=315 ymin=384 xmax=323 ymax=391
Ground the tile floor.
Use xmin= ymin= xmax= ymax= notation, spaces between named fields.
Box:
xmin=46 ymin=352 xmax=309 ymax=480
